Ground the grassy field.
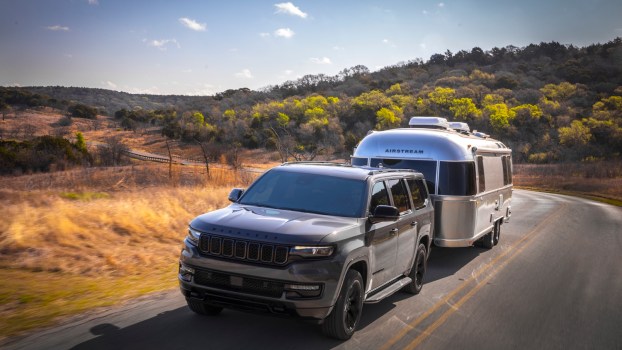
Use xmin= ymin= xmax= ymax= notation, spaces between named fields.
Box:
xmin=1 ymin=157 xmax=621 ymax=341
xmin=0 ymin=164 xmax=258 ymax=341
xmin=513 ymin=161 xmax=622 ymax=206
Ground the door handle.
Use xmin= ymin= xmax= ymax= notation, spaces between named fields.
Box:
xmin=410 ymin=221 xmax=418 ymax=227
xmin=390 ymin=228 xmax=398 ymax=236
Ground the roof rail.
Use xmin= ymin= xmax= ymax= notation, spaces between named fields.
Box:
xmin=362 ymin=167 xmax=418 ymax=176
xmin=281 ymin=161 xmax=349 ymax=167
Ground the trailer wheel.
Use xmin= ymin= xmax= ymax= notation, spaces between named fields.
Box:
xmin=322 ymin=270 xmax=364 ymax=340
xmin=493 ymin=221 xmax=501 ymax=245
xmin=480 ymin=230 xmax=494 ymax=249
xmin=403 ymin=243 xmax=427 ymax=295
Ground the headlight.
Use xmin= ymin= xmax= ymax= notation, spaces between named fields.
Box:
xmin=187 ymin=228 xmax=201 ymax=246
xmin=289 ymin=246 xmax=334 ymax=258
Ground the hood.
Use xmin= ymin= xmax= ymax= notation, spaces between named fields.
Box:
xmin=189 ymin=204 xmax=359 ymax=245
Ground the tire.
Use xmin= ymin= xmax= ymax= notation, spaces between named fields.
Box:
xmin=322 ymin=270 xmax=364 ymax=340
xmin=480 ymin=230 xmax=494 ymax=249
xmin=403 ymin=243 xmax=427 ymax=295
xmin=493 ymin=221 xmax=501 ymax=246
xmin=186 ymin=298 xmax=223 ymax=316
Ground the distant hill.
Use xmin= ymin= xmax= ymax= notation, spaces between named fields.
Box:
xmin=2 ymin=37 xmax=621 ymax=163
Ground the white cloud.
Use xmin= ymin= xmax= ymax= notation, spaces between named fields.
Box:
xmin=333 ymin=45 xmax=345 ymax=51
xmin=179 ymin=17 xmax=207 ymax=31
xmin=382 ymin=39 xmax=397 ymax=48
xmin=46 ymin=25 xmax=69 ymax=31
xmin=438 ymin=2 xmax=445 ymax=7
xmin=259 ymin=32 xmax=271 ymax=38
xmin=422 ymin=10 xmax=429 ymax=15
xmin=274 ymin=2 xmax=308 ymax=18
xmin=181 ymin=69 xmax=193 ymax=73
xmin=103 ymin=81 xmax=117 ymax=89
xmin=88 ymin=0 xmax=98 ymax=5
xmin=284 ymin=69 xmax=294 ymax=75
xmin=274 ymin=28 xmax=295 ymax=38
xmin=310 ymin=57 xmax=332 ymax=65
xmin=235 ymin=69 xmax=253 ymax=79
xmin=126 ymin=86 xmax=162 ymax=95
xmin=145 ymin=38 xmax=180 ymax=50
xmin=420 ymin=43 xmax=427 ymax=49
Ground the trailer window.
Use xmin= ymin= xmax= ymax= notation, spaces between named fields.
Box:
xmin=351 ymin=157 xmax=368 ymax=166
xmin=477 ymin=156 xmax=486 ymax=193
xmin=388 ymin=179 xmax=411 ymax=214
xmin=438 ymin=161 xmax=476 ymax=196
xmin=370 ymin=159 xmax=437 ymax=194
xmin=502 ymin=156 xmax=513 ymax=185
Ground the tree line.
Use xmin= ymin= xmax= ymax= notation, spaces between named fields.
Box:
xmin=2 ymin=38 xmax=621 ymax=165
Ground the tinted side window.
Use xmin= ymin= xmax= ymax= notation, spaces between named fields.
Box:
xmin=369 ymin=182 xmax=390 ymax=214
xmin=351 ymin=157 xmax=368 ymax=166
xmin=388 ymin=179 xmax=411 ymax=214
xmin=477 ymin=156 xmax=486 ymax=193
xmin=407 ymin=179 xmax=428 ymax=209
xmin=437 ymin=161 xmax=476 ymax=196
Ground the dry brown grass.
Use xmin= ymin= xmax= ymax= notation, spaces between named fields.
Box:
xmin=0 ymin=163 xmax=259 ymax=340
xmin=513 ymin=161 xmax=622 ymax=205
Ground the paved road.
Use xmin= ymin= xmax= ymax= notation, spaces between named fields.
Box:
xmin=4 ymin=190 xmax=621 ymax=350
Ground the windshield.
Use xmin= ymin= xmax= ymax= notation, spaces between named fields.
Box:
xmin=239 ymin=169 xmax=366 ymax=218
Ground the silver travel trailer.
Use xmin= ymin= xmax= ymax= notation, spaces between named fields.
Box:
xmin=351 ymin=117 xmax=512 ymax=248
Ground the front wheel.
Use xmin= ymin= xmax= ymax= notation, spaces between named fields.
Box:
xmin=322 ymin=270 xmax=364 ymax=340
xmin=403 ymin=243 xmax=427 ymax=295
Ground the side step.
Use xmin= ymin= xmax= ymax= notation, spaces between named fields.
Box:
xmin=364 ymin=277 xmax=412 ymax=304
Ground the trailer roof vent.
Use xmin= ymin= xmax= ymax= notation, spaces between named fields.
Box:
xmin=408 ymin=116 xmax=450 ymax=130
xmin=472 ymin=131 xmax=490 ymax=139
xmin=449 ymin=122 xmax=470 ymax=135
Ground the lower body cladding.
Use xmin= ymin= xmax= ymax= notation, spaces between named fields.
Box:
xmin=432 ymin=190 xmax=512 ymax=247
xmin=179 ymin=244 xmax=344 ymax=322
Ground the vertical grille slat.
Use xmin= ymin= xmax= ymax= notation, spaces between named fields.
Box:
xmin=222 ymin=239 xmax=234 ymax=257
xmin=210 ymin=237 xmax=222 ymax=255
xmin=196 ymin=232 xmax=289 ymax=266
xmin=235 ymin=241 xmax=247 ymax=259
xmin=261 ymin=245 xmax=274 ymax=263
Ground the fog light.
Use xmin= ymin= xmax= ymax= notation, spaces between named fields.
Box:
xmin=285 ymin=284 xmax=320 ymax=291
xmin=179 ymin=263 xmax=195 ymax=282
xmin=284 ymin=283 xmax=322 ymax=299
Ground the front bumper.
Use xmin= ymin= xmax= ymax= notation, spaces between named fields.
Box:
xmin=179 ymin=240 xmax=345 ymax=321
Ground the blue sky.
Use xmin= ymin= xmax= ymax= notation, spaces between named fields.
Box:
xmin=1 ymin=0 xmax=621 ymax=95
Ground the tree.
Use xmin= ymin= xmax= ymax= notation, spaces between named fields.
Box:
xmin=376 ymin=107 xmax=400 ymax=130
xmin=449 ymin=98 xmax=481 ymax=120
xmin=485 ymin=103 xmax=515 ymax=130
xmin=75 ymin=132 xmax=87 ymax=153
xmin=69 ymin=103 xmax=98 ymax=119
xmin=559 ymin=120 xmax=591 ymax=147
xmin=540 ymin=82 xmax=577 ymax=101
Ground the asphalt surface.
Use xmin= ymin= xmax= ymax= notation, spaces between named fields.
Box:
xmin=3 ymin=190 xmax=621 ymax=350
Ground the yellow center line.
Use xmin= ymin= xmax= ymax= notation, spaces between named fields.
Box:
xmin=381 ymin=203 xmax=567 ymax=350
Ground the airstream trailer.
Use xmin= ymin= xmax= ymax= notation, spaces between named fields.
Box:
xmin=351 ymin=117 xmax=512 ymax=249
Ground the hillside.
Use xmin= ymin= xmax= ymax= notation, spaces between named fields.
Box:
xmin=2 ymin=38 xmax=621 ymax=164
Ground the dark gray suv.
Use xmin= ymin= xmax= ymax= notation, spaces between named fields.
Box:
xmin=178 ymin=162 xmax=434 ymax=339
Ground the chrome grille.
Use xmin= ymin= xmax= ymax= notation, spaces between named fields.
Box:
xmin=198 ymin=234 xmax=289 ymax=266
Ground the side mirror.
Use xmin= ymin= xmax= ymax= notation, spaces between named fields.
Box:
xmin=369 ymin=205 xmax=400 ymax=224
xmin=228 ymin=188 xmax=245 ymax=202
